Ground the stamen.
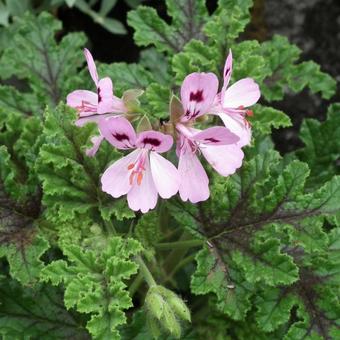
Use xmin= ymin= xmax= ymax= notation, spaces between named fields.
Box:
xmin=127 ymin=163 xmax=135 ymax=170
xmin=137 ymin=173 xmax=143 ymax=185
xmin=246 ymin=110 xmax=253 ymax=117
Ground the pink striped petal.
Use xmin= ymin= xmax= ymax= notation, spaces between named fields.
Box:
xmin=67 ymin=90 xmax=97 ymax=114
xmin=223 ymin=78 xmax=260 ymax=108
xmin=99 ymin=116 xmax=136 ymax=149
xmin=97 ymin=77 xmax=114 ymax=114
xmin=136 ymin=131 xmax=173 ymax=153
xmin=218 ymin=112 xmax=251 ymax=147
xmin=192 ymin=126 xmax=239 ymax=145
xmin=178 ymin=142 xmax=209 ymax=203
xmin=180 ymin=72 xmax=219 ymax=121
xmin=200 ymin=144 xmax=244 ymax=177
xmin=84 ymin=48 xmax=99 ymax=86
xmin=127 ymin=156 xmax=158 ymax=213
xmin=150 ymin=151 xmax=179 ymax=199
xmin=222 ymin=50 xmax=233 ymax=95
xmin=101 ymin=149 xmax=140 ymax=198
xmin=86 ymin=135 xmax=104 ymax=157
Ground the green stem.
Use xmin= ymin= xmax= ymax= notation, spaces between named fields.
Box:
xmin=163 ymin=254 xmax=197 ymax=284
xmin=135 ymin=255 xmax=157 ymax=287
xmin=129 ymin=272 xmax=144 ymax=297
xmin=156 ymin=239 xmax=204 ymax=250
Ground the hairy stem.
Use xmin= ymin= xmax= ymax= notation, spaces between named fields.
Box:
xmin=135 ymin=255 xmax=157 ymax=287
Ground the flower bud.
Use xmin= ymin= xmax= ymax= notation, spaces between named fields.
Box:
xmin=147 ymin=314 xmax=161 ymax=339
xmin=145 ymin=287 xmax=165 ymax=320
xmin=162 ymin=304 xmax=181 ymax=339
xmin=168 ymin=295 xmax=191 ymax=322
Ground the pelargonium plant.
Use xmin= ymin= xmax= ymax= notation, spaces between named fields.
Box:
xmin=0 ymin=1 xmax=339 ymax=339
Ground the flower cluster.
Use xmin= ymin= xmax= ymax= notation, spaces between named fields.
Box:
xmin=67 ymin=49 xmax=260 ymax=213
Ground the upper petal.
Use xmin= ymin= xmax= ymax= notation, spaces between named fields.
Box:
xmin=180 ymin=72 xmax=219 ymax=121
xmin=150 ymin=151 xmax=179 ymax=199
xmin=99 ymin=116 xmax=137 ymax=149
xmin=192 ymin=126 xmax=239 ymax=146
xmin=222 ymin=78 xmax=260 ymax=108
xmin=178 ymin=144 xmax=210 ymax=203
xmin=84 ymin=48 xmax=99 ymax=86
xmin=200 ymin=143 xmax=244 ymax=177
xmin=101 ymin=149 xmax=140 ymax=198
xmin=136 ymin=130 xmax=173 ymax=153
xmin=127 ymin=157 xmax=158 ymax=213
xmin=76 ymin=113 xmax=118 ymax=127
xmin=222 ymin=50 xmax=233 ymax=95
xmin=97 ymin=77 xmax=114 ymax=114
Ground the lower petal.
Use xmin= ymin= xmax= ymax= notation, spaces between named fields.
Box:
xmin=150 ymin=152 xmax=179 ymax=199
xmin=200 ymin=144 xmax=244 ymax=177
xmin=127 ymin=157 xmax=158 ymax=213
xmin=178 ymin=151 xmax=209 ymax=203
xmin=101 ymin=149 xmax=140 ymax=198
xmin=86 ymin=135 xmax=104 ymax=157
xmin=218 ymin=112 xmax=251 ymax=147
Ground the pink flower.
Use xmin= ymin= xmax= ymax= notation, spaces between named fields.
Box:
xmin=212 ymin=50 xmax=261 ymax=147
xmin=100 ymin=117 xmax=179 ymax=213
xmin=67 ymin=49 xmax=126 ymax=156
xmin=176 ymin=73 xmax=243 ymax=203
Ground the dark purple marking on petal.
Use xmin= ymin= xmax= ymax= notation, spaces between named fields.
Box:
xmin=225 ymin=67 xmax=231 ymax=77
xmin=97 ymin=87 xmax=102 ymax=103
xmin=142 ymin=137 xmax=161 ymax=147
xmin=113 ymin=133 xmax=129 ymax=142
xmin=189 ymin=90 xmax=204 ymax=103
xmin=204 ymin=137 xmax=220 ymax=143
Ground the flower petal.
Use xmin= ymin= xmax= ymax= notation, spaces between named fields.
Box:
xmin=127 ymin=156 xmax=158 ymax=213
xmin=101 ymin=149 xmax=140 ymax=198
xmin=222 ymin=50 xmax=233 ymax=95
xmin=180 ymin=72 xmax=219 ymax=121
xmin=67 ymin=90 xmax=97 ymax=114
xmin=178 ymin=142 xmax=210 ymax=203
xmin=99 ymin=116 xmax=136 ymax=149
xmin=76 ymin=113 xmax=118 ymax=127
xmin=150 ymin=151 xmax=179 ymax=199
xmin=97 ymin=77 xmax=114 ymax=114
xmin=222 ymin=78 xmax=260 ymax=108
xmin=192 ymin=126 xmax=239 ymax=145
xmin=200 ymin=144 xmax=244 ymax=176
xmin=84 ymin=48 xmax=99 ymax=86
xmin=86 ymin=135 xmax=104 ymax=157
xmin=136 ymin=130 xmax=173 ymax=153
xmin=218 ymin=112 xmax=251 ymax=147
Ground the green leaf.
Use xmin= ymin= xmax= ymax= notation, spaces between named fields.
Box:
xmin=41 ymin=237 xmax=142 ymax=339
xmin=0 ymin=279 xmax=88 ymax=339
xmin=255 ymin=288 xmax=297 ymax=332
xmin=0 ymin=12 xmax=86 ymax=108
xmin=191 ymin=246 xmax=253 ymax=320
xmin=0 ymin=231 xmax=49 ymax=286
xmin=36 ymin=104 xmax=133 ymax=225
xmin=250 ymin=104 xmax=292 ymax=135
xmin=261 ymin=35 xmax=336 ymax=101
xmin=204 ymin=0 xmax=253 ymax=45
xmin=98 ymin=62 xmax=154 ymax=95
xmin=296 ymin=103 xmax=340 ymax=187
xmin=128 ymin=1 xmax=208 ymax=54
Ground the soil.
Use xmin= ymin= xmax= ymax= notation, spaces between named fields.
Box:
xmin=58 ymin=0 xmax=340 ymax=154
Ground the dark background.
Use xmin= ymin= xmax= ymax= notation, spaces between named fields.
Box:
xmin=59 ymin=0 xmax=340 ymax=153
